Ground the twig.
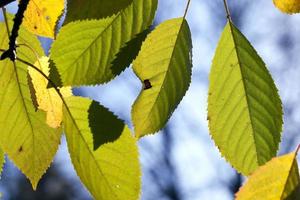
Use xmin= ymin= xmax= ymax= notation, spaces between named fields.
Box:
xmin=296 ymin=144 xmax=300 ymax=155
xmin=1 ymin=0 xmax=30 ymax=61
xmin=183 ymin=0 xmax=191 ymax=18
xmin=222 ymin=0 xmax=232 ymax=22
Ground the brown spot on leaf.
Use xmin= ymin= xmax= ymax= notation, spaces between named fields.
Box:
xmin=143 ymin=79 xmax=152 ymax=90
xmin=18 ymin=146 xmax=23 ymax=152
xmin=34 ymin=25 xmax=38 ymax=30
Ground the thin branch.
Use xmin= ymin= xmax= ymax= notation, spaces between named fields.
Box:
xmin=222 ymin=0 xmax=232 ymax=22
xmin=1 ymin=0 xmax=30 ymax=61
xmin=296 ymin=144 xmax=300 ymax=154
xmin=183 ymin=0 xmax=191 ymax=18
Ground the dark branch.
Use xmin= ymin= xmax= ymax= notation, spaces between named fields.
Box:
xmin=0 ymin=0 xmax=30 ymax=61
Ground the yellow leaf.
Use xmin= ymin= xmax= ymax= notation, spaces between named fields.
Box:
xmin=28 ymin=57 xmax=72 ymax=128
xmin=273 ymin=0 xmax=300 ymax=14
xmin=23 ymin=0 xmax=64 ymax=38
xmin=236 ymin=150 xmax=300 ymax=200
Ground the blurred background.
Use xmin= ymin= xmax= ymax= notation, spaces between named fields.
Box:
xmin=1 ymin=0 xmax=300 ymax=199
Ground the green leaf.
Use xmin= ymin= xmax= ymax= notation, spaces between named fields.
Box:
xmin=0 ymin=22 xmax=62 ymax=189
xmin=236 ymin=151 xmax=300 ymax=199
xmin=0 ymin=148 xmax=5 ymax=176
xmin=50 ymin=0 xmax=157 ymax=86
xmin=131 ymin=18 xmax=192 ymax=137
xmin=207 ymin=22 xmax=283 ymax=175
xmin=64 ymin=0 xmax=134 ymax=24
xmin=111 ymin=28 xmax=150 ymax=76
xmin=63 ymin=96 xmax=141 ymax=200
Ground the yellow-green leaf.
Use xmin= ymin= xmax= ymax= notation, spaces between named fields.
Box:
xmin=0 ymin=148 xmax=5 ymax=176
xmin=50 ymin=0 xmax=157 ymax=86
xmin=64 ymin=0 xmax=134 ymax=24
xmin=63 ymin=96 xmax=141 ymax=199
xmin=207 ymin=22 xmax=283 ymax=175
xmin=132 ymin=18 xmax=192 ymax=137
xmin=0 ymin=22 xmax=61 ymax=189
xmin=28 ymin=56 xmax=72 ymax=128
xmin=23 ymin=0 xmax=64 ymax=38
xmin=236 ymin=151 xmax=300 ymax=200
xmin=273 ymin=0 xmax=300 ymax=14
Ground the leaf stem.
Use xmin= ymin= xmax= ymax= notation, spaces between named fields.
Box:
xmin=222 ymin=0 xmax=232 ymax=22
xmin=296 ymin=144 xmax=300 ymax=155
xmin=183 ymin=0 xmax=191 ymax=18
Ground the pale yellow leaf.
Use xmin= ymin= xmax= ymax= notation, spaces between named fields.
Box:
xmin=28 ymin=56 xmax=72 ymax=128
xmin=23 ymin=0 xmax=64 ymax=38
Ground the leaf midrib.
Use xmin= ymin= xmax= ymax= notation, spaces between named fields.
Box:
xmin=58 ymin=9 xmax=124 ymax=78
xmin=64 ymin=100 xmax=120 ymax=200
xmin=229 ymin=22 xmax=260 ymax=167
xmin=13 ymin=61 xmax=37 ymax=177
xmin=136 ymin=18 xmax=187 ymax=134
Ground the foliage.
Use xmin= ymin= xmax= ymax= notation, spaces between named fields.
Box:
xmin=132 ymin=17 xmax=192 ymax=137
xmin=23 ymin=0 xmax=64 ymax=38
xmin=0 ymin=0 xmax=299 ymax=199
xmin=208 ymin=21 xmax=282 ymax=175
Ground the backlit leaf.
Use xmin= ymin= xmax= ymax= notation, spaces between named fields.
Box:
xmin=0 ymin=22 xmax=61 ymax=189
xmin=0 ymin=148 xmax=5 ymax=176
xmin=63 ymin=96 xmax=141 ymax=199
xmin=273 ymin=0 xmax=300 ymax=14
xmin=64 ymin=0 xmax=134 ymax=24
xmin=236 ymin=151 xmax=300 ymax=200
xmin=207 ymin=22 xmax=283 ymax=175
xmin=132 ymin=18 xmax=192 ymax=137
xmin=50 ymin=0 xmax=157 ymax=86
xmin=23 ymin=0 xmax=64 ymax=38
xmin=28 ymin=56 xmax=72 ymax=128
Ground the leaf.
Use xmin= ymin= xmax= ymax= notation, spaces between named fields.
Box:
xmin=273 ymin=0 xmax=300 ymax=14
xmin=111 ymin=27 xmax=151 ymax=75
xmin=47 ymin=59 xmax=63 ymax=88
xmin=63 ymin=96 xmax=141 ymax=200
xmin=64 ymin=0 xmax=133 ymax=24
xmin=28 ymin=56 xmax=72 ymax=128
xmin=50 ymin=0 xmax=158 ymax=86
xmin=0 ymin=22 xmax=62 ymax=189
xmin=0 ymin=148 xmax=5 ymax=176
xmin=27 ymin=72 xmax=39 ymax=111
xmin=23 ymin=0 xmax=64 ymax=38
xmin=236 ymin=150 xmax=300 ymax=200
xmin=207 ymin=22 xmax=283 ymax=175
xmin=131 ymin=18 xmax=192 ymax=137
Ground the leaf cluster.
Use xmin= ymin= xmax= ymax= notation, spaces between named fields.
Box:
xmin=0 ymin=0 xmax=299 ymax=199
